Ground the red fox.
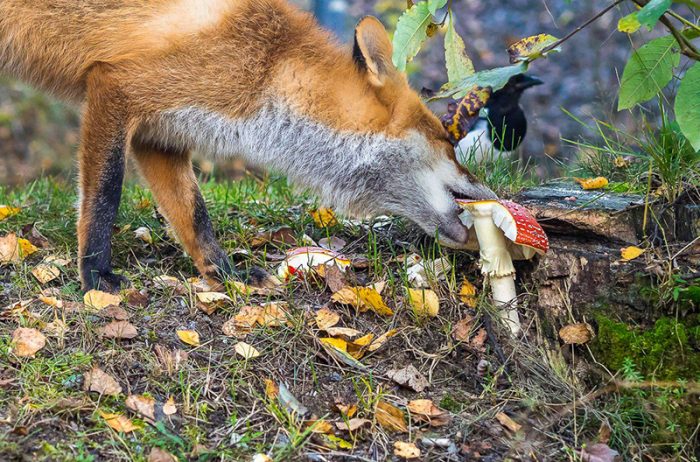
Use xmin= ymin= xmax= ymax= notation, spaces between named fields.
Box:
xmin=0 ymin=0 xmax=496 ymax=292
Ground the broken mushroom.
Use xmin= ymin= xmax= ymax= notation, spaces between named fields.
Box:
xmin=456 ymin=199 xmax=548 ymax=335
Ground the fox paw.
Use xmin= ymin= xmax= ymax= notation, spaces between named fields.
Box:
xmin=244 ymin=266 xmax=282 ymax=289
xmin=83 ymin=271 xmax=130 ymax=294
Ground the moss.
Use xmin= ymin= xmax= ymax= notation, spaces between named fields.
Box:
xmin=439 ymin=394 xmax=462 ymax=413
xmin=591 ymin=315 xmax=700 ymax=380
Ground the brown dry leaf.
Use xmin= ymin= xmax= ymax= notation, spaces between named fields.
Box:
xmin=163 ymin=396 xmax=177 ymax=416
xmin=506 ymin=33 xmax=559 ymax=63
xmin=0 ymin=233 xmax=38 ymax=264
xmin=0 ymin=205 xmax=20 ymax=221
xmin=394 ymin=441 xmax=421 ymax=459
xmin=471 ymin=328 xmax=488 ymax=352
xmin=176 ymin=329 xmax=200 ymax=347
xmin=323 ymin=263 xmax=347 ymax=293
xmin=10 ymin=327 xmax=46 ymax=358
xmin=318 ymin=236 xmax=346 ymax=252
xmin=376 ymin=401 xmax=408 ymax=433
xmin=234 ymin=305 xmax=264 ymax=331
xmin=496 ymin=412 xmax=522 ymax=433
xmin=84 ymin=367 xmax=122 ymax=396
xmin=257 ymin=303 xmax=289 ymax=327
xmin=335 ymin=418 xmax=371 ymax=432
xmin=387 ymin=365 xmax=430 ymax=393
xmin=99 ymin=411 xmax=140 ymax=433
xmin=264 ymin=379 xmax=279 ymax=399
xmin=576 ymin=443 xmax=620 ymax=462
xmin=152 ymin=275 xmax=187 ymax=294
xmin=44 ymin=319 xmax=69 ymax=338
xmin=148 ymin=447 xmax=178 ymax=462
xmin=84 ymin=290 xmax=121 ymax=311
xmin=335 ymin=402 xmax=357 ymax=418
xmin=98 ymin=321 xmax=138 ymax=339
xmin=99 ymin=305 xmax=130 ymax=321
xmin=452 ymin=315 xmax=475 ymax=342
xmin=407 ymin=399 xmax=451 ymax=427
xmin=31 ymin=264 xmax=60 ymax=284
xmin=125 ymin=289 xmax=149 ymax=308
xmin=196 ymin=291 xmax=232 ymax=315
xmin=306 ymin=418 xmax=334 ymax=434
xmin=154 ymin=345 xmax=188 ymax=375
xmin=459 ymin=279 xmax=478 ymax=307
xmin=251 ymin=226 xmax=296 ymax=247
xmin=332 ymin=286 xmax=393 ymax=316
xmin=315 ymin=307 xmax=340 ymax=330
xmin=621 ymin=246 xmax=645 ymax=261
xmin=234 ymin=341 xmax=261 ymax=359
xmin=559 ymin=323 xmax=595 ymax=345
xmin=38 ymin=295 xmax=63 ymax=308
xmin=125 ymin=394 xmax=156 ymax=422
xmin=575 ymin=177 xmax=609 ymax=190
xmin=310 ymin=207 xmax=338 ymax=228
xmin=325 ymin=327 xmax=362 ymax=339
xmin=407 ymin=288 xmax=440 ymax=317
xmin=368 ymin=329 xmax=398 ymax=352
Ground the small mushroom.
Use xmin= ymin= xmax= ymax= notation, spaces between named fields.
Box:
xmin=456 ymin=200 xmax=549 ymax=335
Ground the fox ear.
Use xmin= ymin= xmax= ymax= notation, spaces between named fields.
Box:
xmin=353 ymin=16 xmax=395 ymax=87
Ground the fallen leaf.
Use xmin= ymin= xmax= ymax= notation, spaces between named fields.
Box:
xmin=332 ymin=286 xmax=393 ymax=316
xmin=471 ymin=328 xmax=488 ymax=352
xmin=84 ymin=290 xmax=121 ymax=311
xmin=234 ymin=305 xmax=263 ymax=332
xmin=99 ymin=411 xmax=139 ymax=433
xmin=125 ymin=394 xmax=156 ymax=421
xmin=575 ymin=177 xmax=609 ymax=190
xmin=196 ymin=291 xmax=232 ymax=315
xmin=264 ymin=379 xmax=279 ymax=399
xmin=323 ymin=263 xmax=347 ymax=293
xmin=234 ymin=341 xmax=261 ymax=359
xmin=251 ymin=226 xmax=296 ymax=247
xmin=125 ymin=289 xmax=149 ymax=308
xmin=10 ymin=327 xmax=46 ymax=357
xmin=44 ymin=319 xmax=69 ymax=338
xmin=163 ymin=396 xmax=177 ymax=416
xmin=320 ymin=337 xmax=368 ymax=370
xmin=306 ymin=418 xmax=334 ymax=434
xmin=320 ymin=337 xmax=348 ymax=352
xmin=387 ymin=365 xmax=430 ymax=393
xmin=321 ymin=435 xmax=353 ymax=450
xmin=177 ymin=329 xmax=200 ymax=347
xmin=325 ymin=327 xmax=362 ymax=339
xmin=0 ymin=233 xmax=38 ymax=264
xmin=576 ymin=443 xmax=620 ymax=462
xmin=376 ymin=401 xmax=408 ymax=433
xmin=153 ymin=345 xmax=188 ymax=375
xmin=153 ymin=275 xmax=187 ymax=294
xmin=407 ymin=288 xmax=440 ymax=317
xmin=335 ymin=418 xmax=371 ymax=432
xmin=98 ymin=321 xmax=138 ymax=339
xmin=452 ymin=315 xmax=475 ymax=342
xmin=352 ymin=333 xmax=374 ymax=347
xmin=0 ymin=205 xmax=20 ymax=221
xmin=407 ymin=257 xmax=452 ymax=288
xmin=134 ymin=227 xmax=153 ymax=244
xmin=319 ymin=236 xmax=346 ymax=252
xmin=310 ymin=207 xmax=338 ymax=228
xmin=496 ymin=412 xmax=522 ymax=433
xmin=368 ymin=329 xmax=398 ymax=352
xmin=252 ymin=455 xmax=273 ymax=462
xmin=257 ymin=303 xmax=289 ymax=327
xmin=84 ymin=367 xmax=122 ymax=396
xmin=99 ymin=305 xmax=130 ymax=321
xmin=459 ymin=279 xmax=478 ymax=307
xmin=38 ymin=295 xmax=63 ymax=308
xmin=315 ymin=307 xmax=341 ymax=330
xmin=621 ymin=246 xmax=645 ymax=261
xmin=394 ymin=441 xmax=421 ymax=459
xmin=559 ymin=323 xmax=595 ymax=345
xmin=407 ymin=399 xmax=451 ymax=427
xmin=31 ymin=264 xmax=60 ymax=284
xmin=335 ymin=402 xmax=358 ymax=418
xmin=148 ymin=448 xmax=178 ymax=462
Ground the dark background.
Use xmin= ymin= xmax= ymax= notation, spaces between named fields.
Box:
xmin=0 ymin=0 xmax=648 ymax=185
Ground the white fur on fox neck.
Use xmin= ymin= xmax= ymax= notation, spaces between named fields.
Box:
xmin=141 ymin=103 xmax=447 ymax=218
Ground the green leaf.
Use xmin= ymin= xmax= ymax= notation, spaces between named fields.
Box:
xmin=637 ymin=0 xmax=672 ymax=30
xmin=675 ymin=63 xmax=700 ymax=151
xmin=431 ymin=63 xmax=528 ymax=100
xmin=618 ymin=36 xmax=680 ymax=110
xmin=444 ymin=13 xmax=474 ymax=85
xmin=392 ymin=2 xmax=433 ymax=72
xmin=428 ymin=0 xmax=448 ymax=15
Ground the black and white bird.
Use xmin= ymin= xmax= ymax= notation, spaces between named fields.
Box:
xmin=457 ymin=74 xmax=543 ymax=163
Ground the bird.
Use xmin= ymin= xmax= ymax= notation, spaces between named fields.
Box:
xmin=457 ymin=74 xmax=543 ymax=164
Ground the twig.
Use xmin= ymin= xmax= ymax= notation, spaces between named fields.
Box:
xmin=630 ymin=0 xmax=700 ymax=60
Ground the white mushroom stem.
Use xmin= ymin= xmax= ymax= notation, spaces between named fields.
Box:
xmin=467 ymin=206 xmax=521 ymax=335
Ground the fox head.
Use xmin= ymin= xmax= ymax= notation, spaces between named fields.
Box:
xmin=350 ymin=17 xmax=497 ymax=248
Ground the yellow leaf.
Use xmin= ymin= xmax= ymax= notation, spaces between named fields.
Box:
xmin=394 ymin=441 xmax=421 ymax=459
xmin=0 ymin=233 xmax=37 ymax=264
xmin=310 ymin=207 xmax=338 ymax=228
xmin=18 ymin=238 xmax=37 ymax=256
xmin=264 ymin=379 xmax=279 ymax=399
xmin=38 ymin=295 xmax=63 ymax=308
xmin=574 ymin=177 xmax=609 ymax=190
xmin=441 ymin=86 xmax=492 ymax=144
xmin=99 ymin=411 xmax=140 ymax=433
xmin=506 ymin=34 xmax=560 ymax=63
xmin=621 ymin=246 xmax=645 ymax=261
xmin=352 ymin=333 xmax=374 ymax=347
xmin=257 ymin=303 xmax=289 ymax=327
xmin=234 ymin=341 xmax=261 ymax=359
xmin=496 ymin=412 xmax=522 ymax=433
xmin=322 ymin=435 xmax=353 ymax=450
xmin=306 ymin=418 xmax=334 ymax=434
xmin=31 ymin=263 xmax=61 ymax=284
xmin=10 ymin=327 xmax=46 ymax=357
xmin=459 ymin=279 xmax=478 ymax=307
xmin=376 ymin=401 xmax=408 ymax=433
xmin=332 ymin=287 xmax=393 ymax=316
xmin=84 ymin=290 xmax=121 ymax=310
xmin=407 ymin=288 xmax=440 ymax=317
xmin=407 ymin=399 xmax=451 ymax=426
xmin=195 ymin=291 xmax=232 ymax=315
xmin=0 ymin=205 xmax=20 ymax=221
xmin=368 ymin=329 xmax=398 ymax=352
xmin=177 ymin=329 xmax=200 ymax=347
xmin=320 ymin=337 xmax=348 ymax=352
xmin=315 ymin=307 xmax=340 ymax=330
xmin=618 ymin=13 xmax=641 ymax=33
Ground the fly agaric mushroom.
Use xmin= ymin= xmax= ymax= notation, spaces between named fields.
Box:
xmin=456 ymin=199 xmax=549 ymax=335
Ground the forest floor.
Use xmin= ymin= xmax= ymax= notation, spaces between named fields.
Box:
xmin=0 ymin=176 xmax=697 ymax=461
